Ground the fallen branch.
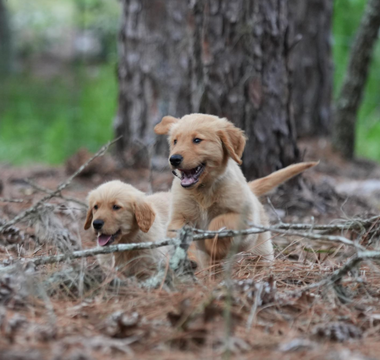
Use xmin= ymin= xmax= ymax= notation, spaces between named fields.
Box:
xmin=269 ymin=215 xmax=380 ymax=232
xmin=283 ymin=249 xmax=380 ymax=299
xmin=0 ymin=198 xmax=24 ymax=203
xmin=1 ymin=218 xmax=374 ymax=273
xmin=189 ymin=216 xmax=380 ymax=237
xmin=251 ymin=225 xmax=366 ymax=251
xmin=0 ymin=137 xmax=120 ymax=233
xmin=0 ymin=237 xmax=179 ymax=274
xmin=25 ymin=179 xmax=87 ymax=208
xmin=329 ymin=250 xmax=380 ymax=283
xmin=192 ymin=223 xmax=368 ymax=250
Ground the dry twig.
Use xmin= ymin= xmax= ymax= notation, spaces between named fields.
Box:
xmin=0 ymin=198 xmax=24 ymax=203
xmin=269 ymin=215 xmax=380 ymax=232
xmin=0 ymin=137 xmax=120 ymax=234
xmin=2 ymin=216 xmax=379 ymax=273
xmin=250 ymin=225 xmax=366 ymax=251
xmin=25 ymin=179 xmax=87 ymax=208
xmin=282 ymin=249 xmax=380 ymax=298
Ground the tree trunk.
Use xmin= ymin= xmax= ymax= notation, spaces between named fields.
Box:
xmin=189 ymin=0 xmax=300 ymax=179
xmin=0 ymin=0 xmax=12 ymax=78
xmin=332 ymin=0 xmax=380 ymax=159
xmin=288 ymin=0 xmax=333 ymax=137
xmin=115 ymin=0 xmax=190 ymax=167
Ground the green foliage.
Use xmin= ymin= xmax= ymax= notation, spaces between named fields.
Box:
xmin=1 ymin=0 xmax=379 ymax=165
xmin=0 ymin=0 xmax=118 ymax=165
xmin=0 ymin=64 xmax=116 ymax=164
xmin=9 ymin=0 xmax=119 ymax=59
xmin=333 ymin=0 xmax=380 ymax=161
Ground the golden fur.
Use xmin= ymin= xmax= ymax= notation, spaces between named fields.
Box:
xmin=84 ymin=180 xmax=170 ymax=278
xmin=249 ymin=162 xmax=318 ymax=196
xmin=155 ymin=113 xmax=317 ymax=268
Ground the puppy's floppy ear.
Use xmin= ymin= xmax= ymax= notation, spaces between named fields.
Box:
xmin=84 ymin=208 xmax=93 ymax=230
xmin=217 ymin=122 xmax=246 ymax=165
xmin=133 ymin=200 xmax=156 ymax=233
xmin=154 ymin=115 xmax=179 ymax=135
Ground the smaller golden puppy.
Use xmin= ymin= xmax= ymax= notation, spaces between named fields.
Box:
xmin=84 ymin=180 xmax=170 ymax=278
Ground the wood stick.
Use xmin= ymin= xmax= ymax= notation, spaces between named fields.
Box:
xmin=2 ymin=218 xmax=377 ymax=272
xmin=0 ymin=137 xmax=120 ymax=233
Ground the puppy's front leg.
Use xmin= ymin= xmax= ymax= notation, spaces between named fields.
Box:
xmin=205 ymin=213 xmax=243 ymax=261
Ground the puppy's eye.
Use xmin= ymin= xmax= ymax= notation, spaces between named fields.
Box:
xmin=94 ymin=205 xmax=98 ymax=210
xmin=193 ymin=138 xmax=202 ymax=144
xmin=173 ymin=139 xmax=177 ymax=145
xmin=113 ymin=205 xmax=121 ymax=211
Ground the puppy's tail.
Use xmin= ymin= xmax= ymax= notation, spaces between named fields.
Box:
xmin=248 ymin=161 xmax=318 ymax=196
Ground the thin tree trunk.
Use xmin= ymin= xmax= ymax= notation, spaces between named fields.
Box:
xmin=115 ymin=0 xmax=190 ymax=167
xmin=332 ymin=0 xmax=380 ymax=159
xmin=0 ymin=0 xmax=12 ymax=78
xmin=190 ymin=0 xmax=300 ymax=179
xmin=288 ymin=0 xmax=333 ymax=137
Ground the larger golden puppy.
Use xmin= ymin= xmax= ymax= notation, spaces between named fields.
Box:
xmin=155 ymin=113 xmax=316 ymax=267
xmin=84 ymin=180 xmax=170 ymax=278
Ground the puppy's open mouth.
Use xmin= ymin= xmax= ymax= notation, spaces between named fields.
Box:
xmin=178 ymin=164 xmax=205 ymax=188
xmin=97 ymin=229 xmax=121 ymax=247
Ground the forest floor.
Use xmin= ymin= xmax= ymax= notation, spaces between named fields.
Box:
xmin=0 ymin=138 xmax=380 ymax=360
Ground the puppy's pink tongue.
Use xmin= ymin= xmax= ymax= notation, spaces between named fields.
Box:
xmin=181 ymin=177 xmax=196 ymax=186
xmin=98 ymin=234 xmax=112 ymax=246
xmin=181 ymin=169 xmax=197 ymax=187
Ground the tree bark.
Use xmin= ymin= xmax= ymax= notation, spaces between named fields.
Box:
xmin=0 ymin=0 xmax=12 ymax=79
xmin=115 ymin=0 xmax=190 ymax=167
xmin=288 ymin=0 xmax=333 ymax=137
xmin=332 ymin=0 xmax=380 ymax=159
xmin=189 ymin=0 xmax=300 ymax=178
xmin=115 ymin=0 xmax=333 ymax=176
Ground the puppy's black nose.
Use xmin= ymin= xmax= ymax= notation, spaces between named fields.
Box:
xmin=170 ymin=154 xmax=183 ymax=167
xmin=93 ymin=219 xmax=104 ymax=230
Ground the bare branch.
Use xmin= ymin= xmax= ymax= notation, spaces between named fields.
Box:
xmin=1 ymin=215 xmax=379 ymax=274
xmin=0 ymin=198 xmax=24 ymax=203
xmin=282 ymin=249 xmax=380 ymax=299
xmin=0 ymin=137 xmax=120 ymax=233
xmin=270 ymin=215 xmax=380 ymax=232
xmin=190 ymin=216 xmax=379 ymax=236
xmin=329 ymin=250 xmax=380 ymax=283
xmin=25 ymin=179 xmax=87 ymax=208
xmin=0 ymin=237 xmax=178 ymax=274
xmin=250 ymin=225 xmax=366 ymax=251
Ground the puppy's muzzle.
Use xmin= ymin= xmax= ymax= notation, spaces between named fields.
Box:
xmin=93 ymin=219 xmax=104 ymax=230
xmin=170 ymin=154 xmax=183 ymax=168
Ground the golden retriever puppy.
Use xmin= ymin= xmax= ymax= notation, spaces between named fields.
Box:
xmin=84 ymin=180 xmax=170 ymax=278
xmin=154 ymin=113 xmax=316 ymax=268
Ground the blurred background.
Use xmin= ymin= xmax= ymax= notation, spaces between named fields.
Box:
xmin=0 ymin=0 xmax=379 ymax=169
xmin=0 ymin=0 xmax=119 ymax=164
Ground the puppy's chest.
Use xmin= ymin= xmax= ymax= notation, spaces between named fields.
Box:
xmin=194 ymin=194 xmax=253 ymax=229
xmin=195 ymin=203 xmax=229 ymax=229
xmin=191 ymin=187 xmax=249 ymax=229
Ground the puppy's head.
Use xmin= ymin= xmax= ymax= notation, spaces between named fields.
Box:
xmin=154 ymin=114 xmax=246 ymax=189
xmin=84 ymin=180 xmax=156 ymax=247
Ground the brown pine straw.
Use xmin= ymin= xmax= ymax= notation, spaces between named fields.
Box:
xmin=2 ymin=139 xmax=380 ymax=357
